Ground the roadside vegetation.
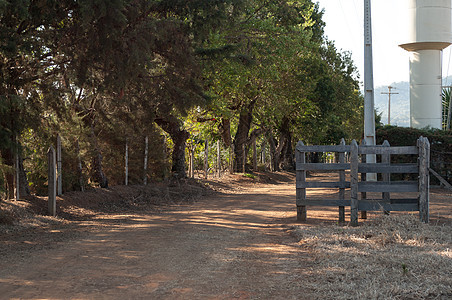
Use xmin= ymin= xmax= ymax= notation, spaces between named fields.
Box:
xmin=293 ymin=213 xmax=452 ymax=299
xmin=1 ymin=0 xmax=362 ymax=199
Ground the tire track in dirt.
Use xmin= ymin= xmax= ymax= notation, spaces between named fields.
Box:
xmin=0 ymin=182 xmax=315 ymax=299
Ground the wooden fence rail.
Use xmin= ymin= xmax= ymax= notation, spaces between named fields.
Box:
xmin=296 ymin=137 xmax=430 ymax=226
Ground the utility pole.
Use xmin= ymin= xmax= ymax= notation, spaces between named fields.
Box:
xmin=364 ymin=0 xmax=376 ymax=180
xmin=381 ymin=86 xmax=399 ymax=125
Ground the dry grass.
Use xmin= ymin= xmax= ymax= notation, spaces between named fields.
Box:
xmin=293 ymin=214 xmax=452 ymax=299
xmin=0 ymin=200 xmax=68 ymax=233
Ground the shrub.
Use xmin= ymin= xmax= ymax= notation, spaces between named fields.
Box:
xmin=376 ymin=126 xmax=452 ymax=185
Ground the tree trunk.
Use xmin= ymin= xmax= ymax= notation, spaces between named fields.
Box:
xmin=1 ymin=148 xmax=14 ymax=199
xmin=233 ymin=100 xmax=256 ymax=172
xmin=90 ymin=123 xmax=108 ymax=188
xmin=277 ymin=118 xmax=294 ymax=170
xmin=219 ymin=118 xmax=232 ymax=148
xmin=1 ymin=91 xmax=18 ymax=199
xmin=76 ymin=140 xmax=85 ymax=192
xmin=155 ymin=115 xmax=189 ymax=178
xmin=1 ymin=142 xmax=29 ymax=199
xmin=280 ymin=134 xmax=294 ymax=170
xmin=18 ymin=152 xmax=30 ymax=196
xmin=267 ymin=134 xmax=279 ymax=172
xmin=267 ymin=118 xmax=294 ymax=171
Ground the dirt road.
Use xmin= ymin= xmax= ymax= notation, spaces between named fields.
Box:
xmin=0 ymin=180 xmax=316 ymax=299
xmin=2 ymin=172 xmax=451 ymax=300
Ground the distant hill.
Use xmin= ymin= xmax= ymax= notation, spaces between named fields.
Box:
xmin=375 ymin=81 xmax=410 ymax=127
xmin=374 ymin=75 xmax=452 ymax=127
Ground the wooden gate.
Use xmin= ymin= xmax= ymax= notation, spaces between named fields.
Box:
xmin=296 ymin=137 xmax=430 ymax=226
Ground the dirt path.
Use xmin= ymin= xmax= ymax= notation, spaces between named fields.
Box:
xmin=1 ymin=172 xmax=451 ymax=300
xmin=0 ymin=181 xmax=315 ymax=299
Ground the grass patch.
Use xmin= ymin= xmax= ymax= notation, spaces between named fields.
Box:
xmin=243 ymin=173 xmax=256 ymax=179
xmin=293 ymin=214 xmax=452 ymax=299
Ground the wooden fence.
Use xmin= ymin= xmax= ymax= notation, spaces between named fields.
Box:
xmin=296 ymin=137 xmax=430 ymax=226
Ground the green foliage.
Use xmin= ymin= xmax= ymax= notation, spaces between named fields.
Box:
xmin=442 ymin=87 xmax=451 ymax=130
xmin=21 ymin=128 xmax=53 ymax=195
xmin=376 ymin=126 xmax=452 ymax=146
xmin=243 ymin=173 xmax=256 ymax=179
xmin=376 ymin=126 xmax=452 ymax=184
xmin=0 ymin=157 xmax=12 ymax=199
xmin=196 ymin=0 xmax=362 ymax=151
xmin=0 ymin=0 xmax=366 ymax=196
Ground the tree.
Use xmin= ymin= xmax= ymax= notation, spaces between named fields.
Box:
xmin=0 ymin=0 xmax=364 ymax=198
xmin=193 ymin=0 xmax=324 ymax=171
xmin=1 ymin=0 xmax=210 ymax=194
xmin=442 ymin=87 xmax=452 ymax=130
xmin=48 ymin=0 xmax=206 ymax=181
xmin=0 ymin=0 xmax=75 ymax=197
xmin=193 ymin=0 xmax=362 ymax=171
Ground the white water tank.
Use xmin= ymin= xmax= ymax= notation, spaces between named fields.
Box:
xmin=400 ymin=0 xmax=452 ymax=129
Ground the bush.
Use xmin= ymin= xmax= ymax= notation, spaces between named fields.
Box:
xmin=376 ymin=126 xmax=452 ymax=185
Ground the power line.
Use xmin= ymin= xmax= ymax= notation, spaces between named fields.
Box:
xmin=352 ymin=0 xmax=361 ymax=22
xmin=339 ymin=1 xmax=354 ymax=38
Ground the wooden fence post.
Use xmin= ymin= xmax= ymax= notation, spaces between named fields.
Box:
xmin=56 ymin=134 xmax=62 ymax=196
xmin=230 ymin=144 xmax=234 ymax=174
xmin=350 ymin=139 xmax=359 ymax=226
xmin=125 ymin=137 xmax=129 ymax=186
xmin=242 ymin=144 xmax=246 ymax=173
xmin=76 ymin=140 xmax=84 ymax=192
xmin=15 ymin=149 xmax=19 ymax=201
xmin=269 ymin=150 xmax=274 ymax=172
xmin=48 ymin=146 xmax=56 ymax=216
xmin=143 ymin=136 xmax=148 ymax=185
xmin=190 ymin=146 xmax=195 ymax=178
xmin=217 ymin=140 xmax=221 ymax=178
xmin=204 ymin=140 xmax=209 ymax=179
xmin=418 ymin=137 xmax=430 ymax=223
xmin=360 ymin=139 xmax=367 ymax=220
xmin=338 ymin=138 xmax=346 ymax=223
xmin=252 ymin=139 xmax=257 ymax=171
xmin=188 ymin=145 xmax=192 ymax=178
xmin=296 ymin=141 xmax=307 ymax=221
xmin=382 ymin=140 xmax=391 ymax=214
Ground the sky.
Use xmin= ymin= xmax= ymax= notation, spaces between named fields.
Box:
xmin=315 ymin=0 xmax=452 ymax=88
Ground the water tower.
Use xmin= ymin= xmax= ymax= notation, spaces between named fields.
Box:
xmin=400 ymin=0 xmax=452 ymax=129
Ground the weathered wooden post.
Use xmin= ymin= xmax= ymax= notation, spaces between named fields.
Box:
xmin=190 ymin=146 xmax=195 ymax=178
xmin=14 ymin=135 xmax=20 ymax=201
xmin=360 ymin=139 xmax=367 ymax=220
xmin=143 ymin=136 xmax=148 ymax=185
xmin=48 ymin=146 xmax=56 ymax=216
xmin=382 ymin=140 xmax=391 ymax=214
xmin=296 ymin=141 xmax=307 ymax=221
xmin=350 ymin=139 xmax=359 ymax=226
xmin=269 ymin=150 xmax=274 ymax=172
xmin=204 ymin=140 xmax=209 ymax=179
xmin=242 ymin=144 xmax=246 ymax=173
xmin=217 ymin=140 xmax=221 ymax=178
xmin=57 ymin=134 xmax=62 ymax=196
xmin=188 ymin=145 xmax=192 ymax=178
xmin=418 ymin=136 xmax=430 ymax=223
xmin=230 ymin=144 xmax=234 ymax=174
xmin=338 ymin=138 xmax=346 ymax=223
xmin=252 ymin=139 xmax=257 ymax=171
xmin=125 ymin=137 xmax=129 ymax=185
xmin=76 ymin=140 xmax=84 ymax=192
xmin=15 ymin=149 xmax=19 ymax=201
